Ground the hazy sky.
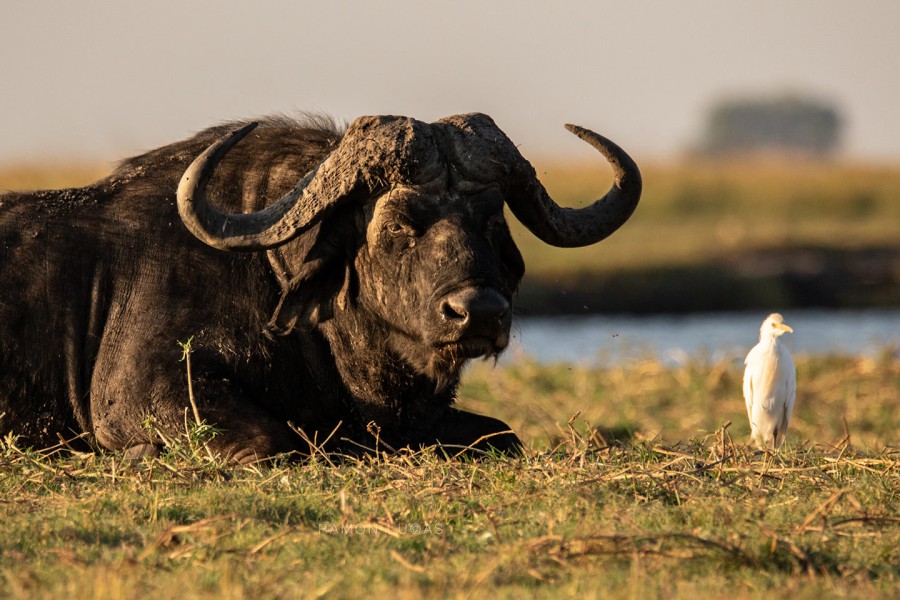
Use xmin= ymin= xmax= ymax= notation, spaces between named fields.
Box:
xmin=2 ymin=1 xmax=899 ymax=164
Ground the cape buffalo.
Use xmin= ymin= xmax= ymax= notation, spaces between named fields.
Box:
xmin=0 ymin=112 xmax=641 ymax=462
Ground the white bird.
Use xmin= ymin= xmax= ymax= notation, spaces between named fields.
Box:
xmin=743 ymin=313 xmax=796 ymax=451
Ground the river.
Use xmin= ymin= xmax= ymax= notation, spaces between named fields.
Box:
xmin=503 ymin=308 xmax=900 ymax=365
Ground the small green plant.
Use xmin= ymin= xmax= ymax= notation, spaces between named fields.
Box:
xmin=0 ymin=430 xmax=22 ymax=458
xmin=177 ymin=336 xmax=202 ymax=425
xmin=126 ymin=337 xmax=226 ymax=465
xmin=177 ymin=337 xmax=224 ymax=463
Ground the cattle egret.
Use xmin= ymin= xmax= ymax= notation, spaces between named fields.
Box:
xmin=743 ymin=313 xmax=796 ymax=451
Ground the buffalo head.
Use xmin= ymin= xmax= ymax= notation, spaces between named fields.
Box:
xmin=176 ymin=113 xmax=641 ymax=387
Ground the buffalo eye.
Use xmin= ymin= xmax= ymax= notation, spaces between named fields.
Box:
xmin=383 ymin=220 xmax=417 ymax=247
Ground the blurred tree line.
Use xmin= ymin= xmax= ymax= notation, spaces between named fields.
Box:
xmin=697 ymin=94 xmax=843 ymax=158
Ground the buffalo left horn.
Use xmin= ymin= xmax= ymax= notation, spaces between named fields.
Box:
xmin=503 ymin=124 xmax=642 ymax=248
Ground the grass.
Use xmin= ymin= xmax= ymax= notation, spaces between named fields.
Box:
xmin=461 ymin=350 xmax=900 ymax=451
xmin=1 ymin=353 xmax=897 ymax=599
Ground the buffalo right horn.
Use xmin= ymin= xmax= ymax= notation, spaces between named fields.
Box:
xmin=177 ymin=122 xmax=355 ymax=251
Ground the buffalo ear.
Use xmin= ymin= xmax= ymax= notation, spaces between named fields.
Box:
xmin=268 ymin=257 xmax=356 ymax=333
xmin=266 ymin=219 xmax=358 ymax=334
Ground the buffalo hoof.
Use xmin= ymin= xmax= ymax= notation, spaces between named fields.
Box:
xmin=123 ymin=443 xmax=160 ymax=461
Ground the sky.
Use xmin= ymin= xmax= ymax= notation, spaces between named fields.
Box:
xmin=1 ymin=1 xmax=899 ymax=164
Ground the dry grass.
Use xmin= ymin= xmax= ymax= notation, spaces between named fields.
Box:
xmin=461 ymin=351 xmax=900 ymax=452
xmin=1 ymin=354 xmax=897 ymax=599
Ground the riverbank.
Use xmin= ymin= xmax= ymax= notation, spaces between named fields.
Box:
xmin=518 ymin=244 xmax=900 ymax=314
xmin=513 ymin=159 xmax=900 ymax=314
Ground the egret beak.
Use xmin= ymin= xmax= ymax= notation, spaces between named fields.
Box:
xmin=777 ymin=324 xmax=794 ymax=333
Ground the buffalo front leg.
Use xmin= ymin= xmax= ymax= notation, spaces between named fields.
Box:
xmin=97 ymin=402 xmax=301 ymax=463
xmin=430 ymin=408 xmax=523 ymax=456
xmin=90 ymin=367 xmax=302 ymax=464
xmin=100 ymin=398 xmax=301 ymax=463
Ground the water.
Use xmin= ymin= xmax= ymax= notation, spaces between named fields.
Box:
xmin=504 ymin=309 xmax=900 ymax=366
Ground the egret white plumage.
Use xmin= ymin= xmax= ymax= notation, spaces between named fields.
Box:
xmin=743 ymin=313 xmax=796 ymax=451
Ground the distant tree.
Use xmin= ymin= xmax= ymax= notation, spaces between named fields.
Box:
xmin=698 ymin=94 xmax=843 ymax=158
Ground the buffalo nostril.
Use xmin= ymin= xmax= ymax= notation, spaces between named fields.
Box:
xmin=442 ymin=300 xmax=467 ymax=321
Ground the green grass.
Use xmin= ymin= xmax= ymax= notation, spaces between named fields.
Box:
xmin=461 ymin=351 xmax=900 ymax=451
xmin=6 ymin=158 xmax=900 ymax=311
xmin=1 ymin=353 xmax=897 ymax=599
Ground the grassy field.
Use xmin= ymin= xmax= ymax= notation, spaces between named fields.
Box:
xmin=1 ymin=353 xmax=897 ymax=599
xmin=0 ymin=161 xmax=110 ymax=194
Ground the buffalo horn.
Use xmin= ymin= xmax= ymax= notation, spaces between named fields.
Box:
xmin=176 ymin=122 xmax=348 ymax=251
xmin=504 ymin=124 xmax=642 ymax=248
